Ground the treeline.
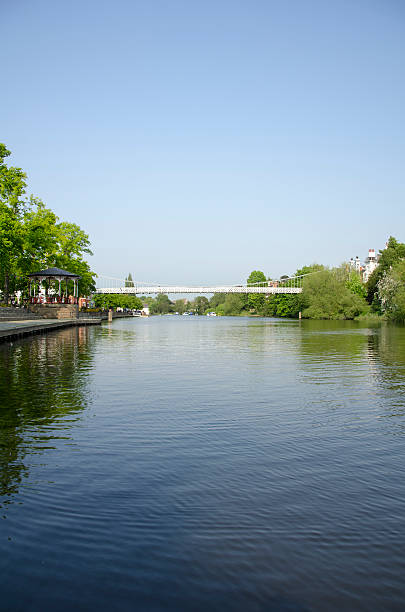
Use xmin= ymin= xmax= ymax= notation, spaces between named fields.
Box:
xmin=126 ymin=238 xmax=405 ymax=321
xmin=123 ymin=266 xmax=368 ymax=320
xmin=0 ymin=144 xmax=96 ymax=302
xmin=255 ymin=237 xmax=405 ymax=321
xmin=93 ymin=293 xmax=144 ymax=311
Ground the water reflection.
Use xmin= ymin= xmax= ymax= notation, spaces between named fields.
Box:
xmin=366 ymin=324 xmax=405 ymax=431
xmin=1 ymin=317 xmax=405 ymax=610
xmin=0 ymin=326 xmax=94 ymax=504
xmin=296 ymin=320 xmax=405 ymax=435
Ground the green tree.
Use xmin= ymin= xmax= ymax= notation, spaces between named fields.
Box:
xmin=346 ymin=270 xmax=367 ymax=299
xmin=0 ymin=144 xmax=27 ymax=302
xmin=209 ymin=293 xmax=226 ymax=312
xmin=1 ymin=143 xmax=96 ymax=301
xmin=295 ymin=263 xmax=324 ymax=277
xmin=93 ymin=293 xmax=143 ymax=310
xmin=247 ymin=270 xmax=267 ymax=313
xmin=377 ymin=260 xmax=405 ymax=322
xmin=140 ymin=296 xmax=154 ymax=307
xmin=173 ymin=299 xmax=187 ymax=314
xmin=150 ymin=294 xmax=173 ymax=314
xmin=46 ymin=221 xmax=95 ymax=296
xmin=299 ymin=268 xmax=368 ymax=319
xmin=125 ymin=273 xmax=134 ymax=287
xmin=262 ymin=294 xmax=300 ymax=318
xmin=367 ymin=236 xmax=405 ymax=309
xmin=194 ymin=296 xmax=209 ymax=315
xmin=222 ymin=293 xmax=247 ymax=316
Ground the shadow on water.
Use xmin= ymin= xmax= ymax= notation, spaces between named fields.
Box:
xmin=0 ymin=326 xmax=95 ymax=505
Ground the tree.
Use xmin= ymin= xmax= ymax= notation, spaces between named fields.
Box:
xmin=222 ymin=293 xmax=247 ymax=316
xmin=367 ymin=237 xmax=405 ymax=309
xmin=150 ymin=294 xmax=173 ymax=314
xmin=262 ymin=294 xmax=300 ymax=318
xmin=0 ymin=144 xmax=27 ymax=302
xmin=247 ymin=270 xmax=266 ymax=313
xmin=125 ymin=273 xmax=134 ymax=287
xmin=93 ymin=293 xmax=143 ymax=310
xmin=173 ymin=299 xmax=187 ymax=314
xmin=377 ymin=260 xmax=405 ymax=322
xmin=299 ymin=268 xmax=368 ymax=319
xmin=210 ymin=293 xmax=226 ymax=309
xmin=194 ymin=296 xmax=209 ymax=315
xmin=0 ymin=143 xmax=97 ymax=301
xmin=346 ymin=270 xmax=367 ymax=299
xmin=295 ymin=263 xmax=324 ymax=277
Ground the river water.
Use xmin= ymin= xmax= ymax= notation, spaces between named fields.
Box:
xmin=1 ymin=316 xmax=405 ymax=611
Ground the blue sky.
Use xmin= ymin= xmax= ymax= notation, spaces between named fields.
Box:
xmin=2 ymin=0 xmax=404 ymax=284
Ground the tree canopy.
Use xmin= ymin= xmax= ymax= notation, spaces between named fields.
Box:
xmin=0 ymin=144 xmax=96 ymax=301
xmin=299 ymin=268 xmax=368 ymax=320
xmin=377 ymin=260 xmax=405 ymax=322
xmin=247 ymin=270 xmax=266 ymax=312
xmin=367 ymin=237 xmax=405 ymax=310
xmin=125 ymin=273 xmax=134 ymax=287
xmin=93 ymin=293 xmax=143 ymax=310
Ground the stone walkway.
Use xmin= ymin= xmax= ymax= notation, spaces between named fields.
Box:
xmin=0 ymin=318 xmax=101 ymax=343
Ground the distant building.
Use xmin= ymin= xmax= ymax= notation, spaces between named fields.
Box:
xmin=349 ymin=249 xmax=379 ymax=283
xmin=349 ymin=256 xmax=362 ymax=273
xmin=363 ymin=249 xmax=379 ymax=282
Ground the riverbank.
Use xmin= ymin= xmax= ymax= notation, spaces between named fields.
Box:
xmin=0 ymin=318 xmax=102 ymax=343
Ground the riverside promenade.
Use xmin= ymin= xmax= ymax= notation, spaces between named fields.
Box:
xmin=0 ymin=317 xmax=101 ymax=343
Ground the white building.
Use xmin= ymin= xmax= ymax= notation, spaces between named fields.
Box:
xmin=363 ymin=249 xmax=379 ymax=282
xmin=349 ymin=256 xmax=362 ymax=272
xmin=349 ymin=248 xmax=379 ymax=283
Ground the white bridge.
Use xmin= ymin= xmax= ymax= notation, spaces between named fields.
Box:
xmin=96 ymin=285 xmax=302 ymax=295
xmin=95 ymin=275 xmax=305 ymax=295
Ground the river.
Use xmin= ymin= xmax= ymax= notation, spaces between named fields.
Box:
xmin=1 ymin=316 xmax=405 ymax=611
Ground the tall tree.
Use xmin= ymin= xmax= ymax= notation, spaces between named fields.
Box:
xmin=174 ymin=299 xmax=187 ymax=314
xmin=222 ymin=293 xmax=247 ymax=316
xmin=247 ymin=270 xmax=266 ymax=313
xmin=367 ymin=237 xmax=405 ymax=309
xmin=377 ymin=260 xmax=405 ymax=322
xmin=52 ymin=221 xmax=95 ymax=295
xmin=150 ymin=294 xmax=173 ymax=314
xmin=300 ymin=269 xmax=368 ymax=319
xmin=193 ymin=296 xmax=209 ymax=315
xmin=0 ymin=143 xmax=96 ymax=301
xmin=0 ymin=144 xmax=27 ymax=301
xmin=125 ymin=273 xmax=134 ymax=287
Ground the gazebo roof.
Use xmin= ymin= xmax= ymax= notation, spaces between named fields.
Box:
xmin=28 ymin=267 xmax=81 ymax=279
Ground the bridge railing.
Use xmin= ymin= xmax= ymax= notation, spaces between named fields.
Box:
xmin=94 ymin=272 xmax=321 ymax=294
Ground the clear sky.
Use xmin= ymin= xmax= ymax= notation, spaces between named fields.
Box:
xmin=2 ymin=0 xmax=405 ymax=284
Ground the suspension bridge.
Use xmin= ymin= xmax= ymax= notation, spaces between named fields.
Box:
xmin=95 ymin=274 xmax=307 ymax=295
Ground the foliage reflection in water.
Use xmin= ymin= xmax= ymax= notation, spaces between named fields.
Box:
xmin=0 ymin=326 xmax=94 ymax=504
